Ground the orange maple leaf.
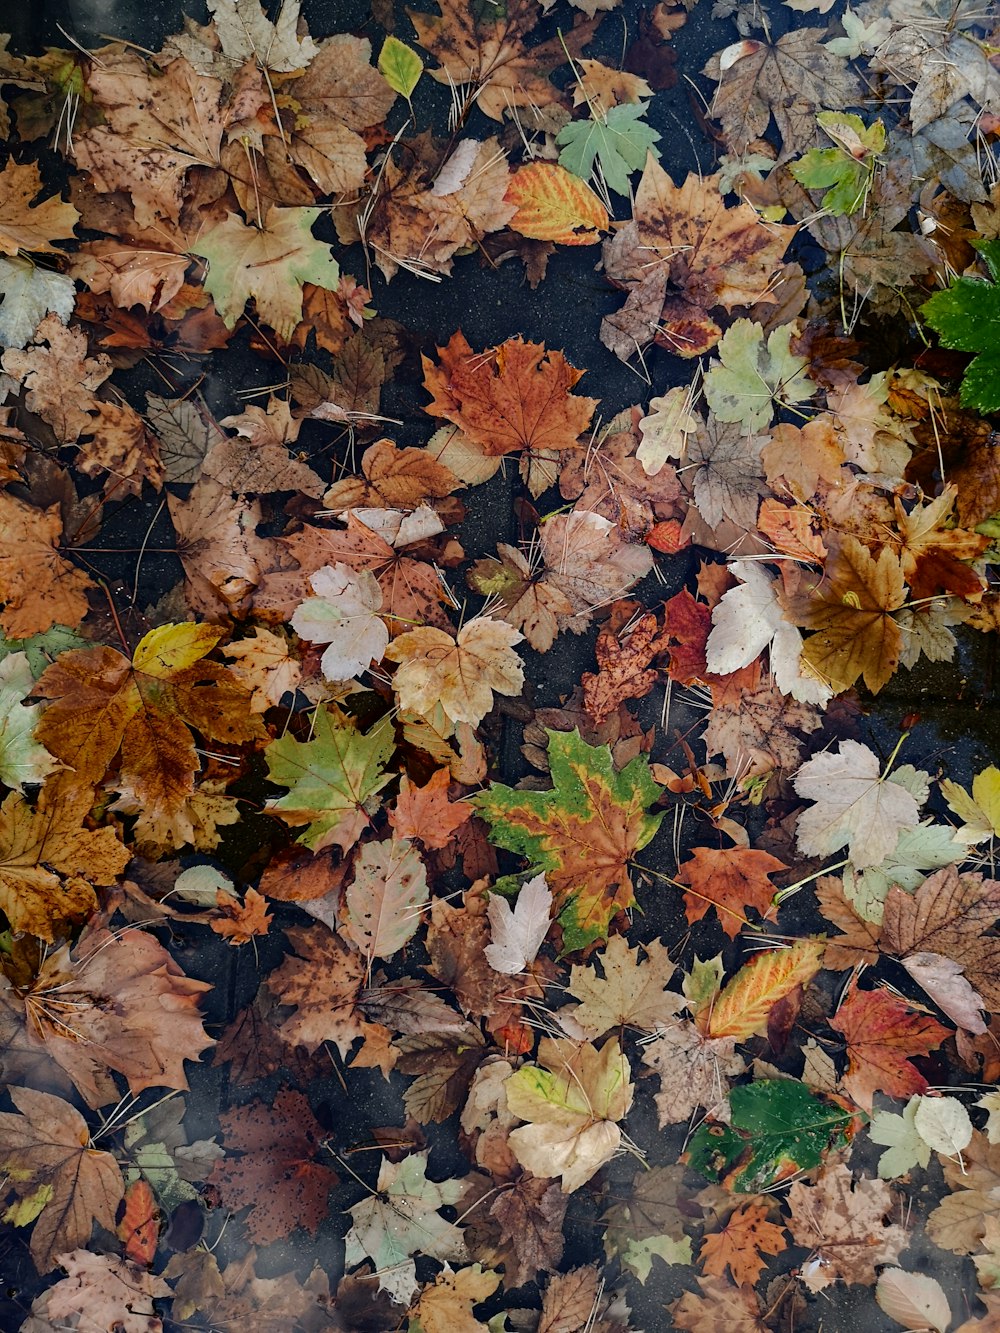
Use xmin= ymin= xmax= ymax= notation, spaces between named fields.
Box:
xmin=211 ymin=887 xmax=273 ymax=946
xmin=700 ymin=1201 xmax=787 ymax=1287
xmin=675 ymin=846 xmax=786 ymax=938
xmin=829 ymin=984 xmax=950 ymax=1112
xmin=389 ymin=768 xmax=473 ymax=850
xmin=421 ymin=331 xmax=597 ymax=457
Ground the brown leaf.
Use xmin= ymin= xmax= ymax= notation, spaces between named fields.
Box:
xmin=486 ymin=1177 xmax=567 ymax=1287
xmin=76 ymin=400 xmax=164 ymax=496
xmin=582 ymin=612 xmax=668 ymax=724
xmin=265 ymin=924 xmax=373 ymax=1058
xmin=815 ymin=875 xmax=884 ymax=970
xmin=422 ymin=331 xmax=597 ymax=457
xmin=881 ymin=864 xmax=1000 ymax=1011
xmin=24 ymin=1249 xmax=170 ymax=1327
xmin=0 ymin=491 xmax=94 ymax=637
xmin=671 ymin=1275 xmax=769 ymax=1332
xmin=699 ymin=1200 xmax=786 ymax=1288
xmin=675 ymin=846 xmax=786 ymax=938
xmin=210 ymin=1089 xmax=339 ymax=1244
xmin=702 ymin=675 xmax=820 ymax=777
xmin=390 ymin=767 xmax=473 ymax=849
xmin=324 ymin=437 xmax=458 ymax=510
xmin=539 ymin=1265 xmax=602 ymax=1333
xmin=785 ymin=1163 xmax=905 ymax=1290
xmin=781 ymin=533 xmax=907 ymax=694
xmin=0 ymin=1087 xmax=124 ymax=1272
xmin=0 ymin=160 xmax=78 ymax=255
xmin=2 ymin=313 xmax=112 ymax=443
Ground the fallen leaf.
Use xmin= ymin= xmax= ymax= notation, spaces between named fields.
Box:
xmin=505 ymin=162 xmax=609 ymax=244
xmin=414 ymin=1263 xmax=500 ymax=1332
xmin=876 ymin=1268 xmax=951 ymax=1333
xmin=291 ymin=563 xmax=389 ymax=681
xmin=564 ymin=934 xmax=681 ymax=1036
xmin=829 ymin=984 xmax=950 ymax=1111
xmin=341 ymin=835 xmax=429 ymax=962
xmin=702 ymin=939 xmax=824 ymax=1039
xmin=484 ymin=872 xmax=553 ymax=975
xmin=385 ymin=616 xmax=524 ymax=727
xmin=0 ymin=159 xmax=78 ymax=255
xmin=676 ymin=846 xmax=787 ymax=938
xmin=699 ymin=1200 xmax=786 ymax=1287
xmin=25 ymin=1250 xmax=170 ymax=1330
xmin=785 ymin=1163 xmax=905 ymax=1290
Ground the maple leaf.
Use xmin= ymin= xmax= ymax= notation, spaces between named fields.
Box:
xmin=390 ymin=767 xmax=472 ymax=850
xmin=703 ymin=29 xmax=861 ymax=159
xmin=472 ymin=728 xmax=664 ymax=951
xmin=793 ymin=739 xmax=921 ymax=869
xmin=702 ymin=675 xmax=821 ymax=778
xmin=703 ymin=320 xmax=812 ymax=435
xmin=556 ymin=102 xmax=661 ymax=195
xmin=344 ymin=1151 xmax=468 ymax=1304
xmin=193 ymin=207 xmax=340 ymax=341
xmin=23 ymin=1250 xmax=171 ymax=1331
xmin=0 ymin=923 xmax=213 ymax=1107
xmin=468 ymin=542 xmax=574 ymax=653
xmin=265 ymin=924 xmax=380 ymax=1060
xmin=675 ymin=846 xmax=787 ymax=938
xmin=341 ymin=835 xmax=428 ymax=963
xmin=75 ymin=55 xmax=226 ymax=228
xmin=582 ymin=612 xmax=668 ymax=725
xmin=564 ymin=934 xmax=681 ymax=1036
xmin=221 ymin=628 xmax=301 ymax=712
xmin=414 ymin=1264 xmax=501 ymax=1332
xmin=2 ymin=312 xmax=112 ymax=444
xmin=0 ymin=777 xmax=129 ymax=940
xmin=408 ymin=0 xmax=597 ymax=123
xmin=264 ymin=704 xmax=394 ymax=851
xmin=0 ymin=159 xmax=78 ymax=255
xmin=0 ymin=494 xmax=92 ymax=638
xmin=538 ymin=511 xmax=653 ymax=628
xmin=829 ymin=984 xmax=950 ymax=1111
xmin=291 ymin=563 xmax=388 ymax=681
xmin=0 ymin=255 xmax=75 ymax=349
xmin=206 ymin=0 xmax=320 ymax=71
xmin=35 ymin=622 xmax=265 ymax=817
xmin=385 ymin=616 xmax=524 ymax=727
xmin=671 ymin=1274 xmax=769 ymax=1333
xmin=881 ymin=864 xmax=1000 ymax=1012
xmin=785 ymin=1163 xmax=906 ymax=1290
xmin=686 ymin=413 xmax=769 ymax=531
xmin=422 ymin=331 xmax=597 ymax=461
xmin=210 ymin=1089 xmax=338 ymax=1244
xmin=323 ymin=438 xmax=458 ymax=511
xmin=211 ymin=886 xmax=273 ymax=945
xmin=484 ymin=872 xmax=553 ymax=975
xmin=921 ymin=239 xmax=1000 ymax=412
xmin=699 ymin=1200 xmax=786 ymax=1287
xmin=0 ymin=1087 xmax=124 ymax=1272
xmin=505 ymin=162 xmax=609 ymax=244
xmin=504 ymin=1036 xmax=634 ymax=1192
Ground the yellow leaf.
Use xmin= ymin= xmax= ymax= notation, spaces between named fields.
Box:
xmin=505 ymin=162 xmax=609 ymax=245
xmin=703 ymin=938 xmax=824 ymax=1040
xmin=132 ymin=622 xmax=224 ymax=676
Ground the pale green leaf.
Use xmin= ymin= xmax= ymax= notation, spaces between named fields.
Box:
xmin=703 ymin=320 xmax=812 ymax=435
xmin=0 ymin=652 xmax=58 ymax=790
xmin=869 ymin=1097 xmax=931 ymax=1178
xmin=0 ymin=257 xmax=75 ymax=350
xmin=378 ymin=35 xmax=422 ymax=98
xmin=621 ymin=1233 xmax=692 ymax=1283
xmin=556 ymin=103 xmax=660 ymax=196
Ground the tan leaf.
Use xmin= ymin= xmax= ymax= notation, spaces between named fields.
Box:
xmin=0 ymin=160 xmax=78 ymax=255
xmin=2 ymin=313 xmax=112 ymax=444
xmin=0 ymin=492 xmax=94 ymax=637
xmin=785 ymin=1164 xmax=905 ymax=1291
xmin=386 ymin=616 xmax=524 ymax=726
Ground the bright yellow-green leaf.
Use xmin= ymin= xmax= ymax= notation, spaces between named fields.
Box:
xmin=378 ymin=35 xmax=422 ymax=98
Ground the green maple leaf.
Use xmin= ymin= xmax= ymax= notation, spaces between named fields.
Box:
xmin=868 ymin=1097 xmax=931 ymax=1179
xmin=264 ymin=705 xmax=394 ymax=852
xmin=703 ymin=319 xmax=812 ymax=435
xmin=556 ymin=103 xmax=660 ymax=196
xmin=192 ymin=207 xmax=339 ymax=340
xmin=790 ymin=112 xmax=885 ymax=216
xmin=0 ymin=257 xmax=75 ymax=350
xmin=344 ymin=1151 xmax=465 ymax=1305
xmin=471 ymin=729 xmax=664 ymax=951
xmin=685 ymin=1080 xmax=858 ymax=1193
xmin=921 ymin=238 xmax=1000 ymax=412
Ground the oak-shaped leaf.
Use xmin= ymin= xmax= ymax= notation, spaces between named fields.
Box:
xmin=209 ymin=1089 xmax=339 ymax=1245
xmin=505 ymin=1036 xmax=634 ymax=1193
xmin=2 ymin=314 xmax=111 ymax=446
xmin=194 ymin=208 xmax=340 ymax=341
xmin=675 ymin=846 xmax=787 ymax=939
xmin=34 ymin=622 xmax=265 ymax=817
xmin=0 ymin=923 xmax=213 ymax=1108
xmin=699 ymin=1200 xmax=787 ymax=1288
xmin=344 ymin=1150 xmax=468 ymax=1305
xmin=0 ymin=777 xmax=129 ymax=940
xmin=829 ymin=984 xmax=950 ymax=1111
xmin=264 ymin=924 xmax=379 ymax=1059
xmin=0 ymin=1087 xmax=124 ymax=1272
xmin=264 ymin=704 xmax=394 ymax=852
xmin=642 ymin=1021 xmax=746 ymax=1125
xmin=582 ymin=611 xmax=669 ymax=725
xmin=421 ymin=331 xmax=597 ymax=457
xmin=785 ymin=1164 xmax=905 ymax=1291
xmin=341 ymin=835 xmax=428 ymax=963
xmin=472 ymin=728 xmax=664 ymax=951
xmin=385 ymin=616 xmax=524 ymax=727
xmin=793 ymin=739 xmax=920 ymax=869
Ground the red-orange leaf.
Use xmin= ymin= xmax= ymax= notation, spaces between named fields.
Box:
xmin=117 ymin=1179 xmax=159 ymax=1267
xmin=676 ymin=846 xmax=786 ymax=938
xmin=421 ymin=331 xmax=597 ymax=457
xmin=703 ymin=939 xmax=824 ymax=1040
xmin=389 ymin=767 xmax=473 ymax=850
xmin=699 ymin=1201 xmax=787 ymax=1287
xmin=829 ymin=985 xmax=950 ymax=1112
xmin=505 ymin=162 xmax=609 ymax=245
